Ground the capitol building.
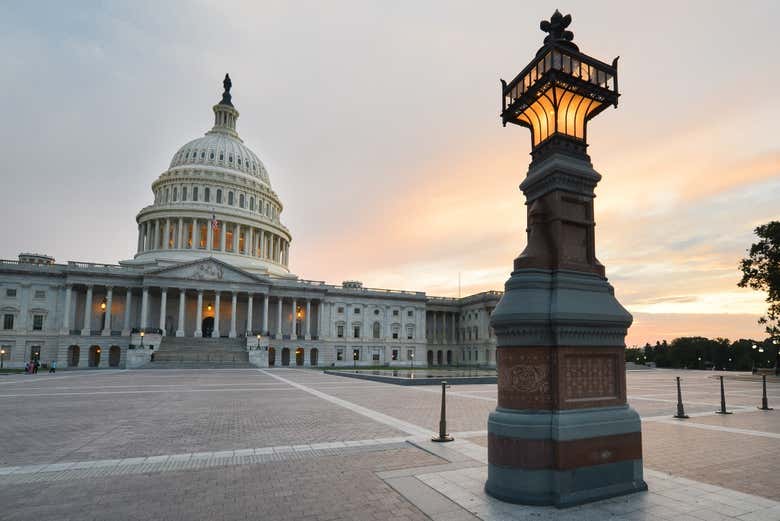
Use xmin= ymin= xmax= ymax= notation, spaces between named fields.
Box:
xmin=0 ymin=76 xmax=499 ymax=370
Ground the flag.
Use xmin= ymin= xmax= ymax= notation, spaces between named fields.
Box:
xmin=211 ymin=212 xmax=219 ymax=231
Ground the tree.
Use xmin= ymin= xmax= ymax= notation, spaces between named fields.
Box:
xmin=739 ymin=221 xmax=780 ymax=339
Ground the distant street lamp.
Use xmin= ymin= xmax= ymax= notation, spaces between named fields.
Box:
xmin=0 ymin=348 xmax=5 ymax=369
xmin=410 ymin=352 xmax=414 ymax=372
xmin=353 ymin=349 xmax=358 ymax=370
xmin=140 ymin=331 xmax=145 ymax=349
xmin=752 ymin=344 xmax=758 ymax=373
xmin=256 ymin=333 xmax=260 ymax=351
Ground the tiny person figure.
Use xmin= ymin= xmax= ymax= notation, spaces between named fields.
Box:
xmin=49 ymin=360 xmax=56 ymax=374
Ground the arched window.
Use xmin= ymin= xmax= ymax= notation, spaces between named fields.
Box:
xmin=250 ymin=197 xmax=255 ymax=211
xmin=237 ymin=157 xmax=242 ymax=166
xmin=204 ymin=187 xmax=210 ymax=202
xmin=172 ymin=187 xmax=178 ymax=202
xmin=216 ymin=189 xmax=222 ymax=204
xmin=219 ymin=152 xmax=224 ymax=161
xmin=239 ymin=194 xmax=245 ymax=208
xmin=228 ymin=154 xmax=233 ymax=163
xmin=209 ymin=151 xmax=214 ymax=160
xmin=182 ymin=186 xmax=187 ymax=201
xmin=165 ymin=188 xmax=169 ymax=203
xmin=373 ymin=322 xmax=381 ymax=339
xmin=193 ymin=186 xmax=199 ymax=201
xmin=200 ymin=150 xmax=205 ymax=159
xmin=228 ymin=191 xmax=234 ymax=205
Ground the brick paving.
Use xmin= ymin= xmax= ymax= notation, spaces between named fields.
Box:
xmin=0 ymin=368 xmax=778 ymax=519
xmin=0 ymin=448 xmax=441 ymax=521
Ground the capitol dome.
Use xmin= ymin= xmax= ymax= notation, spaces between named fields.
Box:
xmin=124 ymin=74 xmax=294 ymax=278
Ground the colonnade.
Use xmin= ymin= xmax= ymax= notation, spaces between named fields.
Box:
xmin=64 ymin=284 xmax=322 ymax=339
xmin=136 ymin=217 xmax=289 ymax=267
xmin=427 ymin=311 xmax=459 ymax=344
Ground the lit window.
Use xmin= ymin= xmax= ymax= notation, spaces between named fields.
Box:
xmin=33 ymin=315 xmax=43 ymax=331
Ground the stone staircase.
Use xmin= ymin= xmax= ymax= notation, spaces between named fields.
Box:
xmin=142 ymin=336 xmax=253 ymax=369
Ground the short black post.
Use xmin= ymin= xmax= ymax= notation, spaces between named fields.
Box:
xmin=715 ymin=375 xmax=732 ymax=414
xmin=758 ymin=375 xmax=773 ymax=411
xmin=432 ymin=381 xmax=454 ymax=442
xmin=673 ymin=376 xmax=689 ymax=419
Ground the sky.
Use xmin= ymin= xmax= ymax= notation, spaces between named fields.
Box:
xmin=0 ymin=1 xmax=777 ymax=346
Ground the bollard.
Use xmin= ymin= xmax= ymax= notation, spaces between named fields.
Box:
xmin=432 ymin=381 xmax=454 ymax=442
xmin=715 ymin=375 xmax=732 ymax=414
xmin=673 ymin=376 xmax=689 ymax=419
xmin=758 ymin=375 xmax=773 ymax=411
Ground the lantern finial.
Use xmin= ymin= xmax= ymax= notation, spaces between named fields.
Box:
xmin=539 ymin=10 xmax=577 ymax=50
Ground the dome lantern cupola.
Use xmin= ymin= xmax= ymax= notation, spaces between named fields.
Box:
xmin=210 ymin=74 xmax=239 ymax=139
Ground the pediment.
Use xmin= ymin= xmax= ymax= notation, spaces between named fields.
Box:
xmin=149 ymin=258 xmax=259 ymax=284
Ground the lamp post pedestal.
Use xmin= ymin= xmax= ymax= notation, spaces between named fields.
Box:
xmin=486 ymin=11 xmax=645 ymax=507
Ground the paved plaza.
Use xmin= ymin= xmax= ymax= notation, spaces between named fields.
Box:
xmin=0 ymin=368 xmax=779 ymax=520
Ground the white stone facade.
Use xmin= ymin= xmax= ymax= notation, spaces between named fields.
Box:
xmin=0 ymin=78 xmax=500 ymax=370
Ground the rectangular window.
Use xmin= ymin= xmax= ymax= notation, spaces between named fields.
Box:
xmin=393 ymin=310 xmax=399 ymax=316
xmin=337 ymin=306 xmax=344 ymax=313
xmin=33 ymin=315 xmax=43 ymax=331
xmin=407 ymin=310 xmax=413 ymax=317
xmin=34 ymin=290 xmax=46 ymax=299
xmin=372 ymin=349 xmax=380 ymax=362
xmin=193 ymin=186 xmax=199 ymax=201
xmin=354 ymin=308 xmax=361 ymax=314
xmin=392 ymin=332 xmax=398 ymax=339
xmin=392 ymin=349 xmax=398 ymax=361
xmin=336 ymin=348 xmax=344 ymax=361
xmin=353 ymin=326 xmax=360 ymax=338
xmin=3 ymin=314 xmax=13 ymax=330
xmin=226 ymin=227 xmax=234 ymax=251
xmin=337 ymin=325 xmax=344 ymax=338
xmin=6 ymin=289 xmax=16 ymax=297
xmin=407 ymin=330 xmax=413 ymax=340
xmin=182 ymin=187 xmax=188 ymax=201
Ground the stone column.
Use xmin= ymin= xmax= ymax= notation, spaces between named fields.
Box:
xmin=122 ymin=288 xmax=133 ymax=335
xmin=234 ymin=224 xmax=240 ymax=253
xmin=220 ymin=222 xmax=227 ymax=251
xmin=432 ymin=312 xmax=437 ymax=344
xmin=153 ymin=220 xmax=160 ymax=249
xmin=263 ymin=294 xmax=269 ymax=335
xmin=101 ymin=286 xmax=113 ymax=336
xmin=450 ymin=312 xmax=456 ymax=344
xmin=206 ymin=219 xmax=213 ymax=250
xmin=163 ymin=219 xmax=170 ymax=249
xmin=192 ymin=219 xmax=198 ymax=249
xmin=177 ymin=217 xmax=184 ymax=248
xmin=259 ymin=229 xmax=265 ymax=258
xmin=305 ymin=299 xmax=311 ymax=340
xmin=229 ymin=292 xmax=237 ymax=338
xmin=176 ymin=290 xmax=186 ymax=337
xmin=62 ymin=284 xmax=73 ymax=334
xmin=246 ymin=294 xmax=253 ymax=335
xmin=248 ymin=228 xmax=254 ymax=256
xmin=195 ymin=290 xmax=203 ymax=337
xmin=137 ymin=223 xmax=143 ymax=253
xmin=291 ymin=298 xmax=297 ymax=340
xmin=158 ymin=288 xmax=167 ymax=335
xmin=213 ymin=292 xmax=221 ymax=337
xmin=140 ymin=287 xmax=149 ymax=330
xmin=276 ymin=297 xmax=282 ymax=338
xmin=81 ymin=285 xmax=93 ymax=336
xmin=317 ymin=300 xmax=323 ymax=339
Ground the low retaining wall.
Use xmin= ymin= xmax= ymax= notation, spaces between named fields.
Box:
xmin=324 ymin=370 xmax=496 ymax=386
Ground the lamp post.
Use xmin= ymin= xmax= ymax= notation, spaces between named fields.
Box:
xmin=256 ymin=333 xmax=260 ymax=351
xmin=140 ymin=331 xmax=145 ymax=349
xmin=486 ymin=10 xmax=645 ymax=506
xmin=752 ymin=344 xmax=758 ymax=373
xmin=410 ymin=351 xmax=414 ymax=372
xmin=353 ymin=349 xmax=358 ymax=371
xmin=0 ymin=348 xmax=5 ymax=369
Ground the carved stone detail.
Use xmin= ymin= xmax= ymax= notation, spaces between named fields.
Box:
xmin=497 ymin=348 xmax=553 ymax=410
